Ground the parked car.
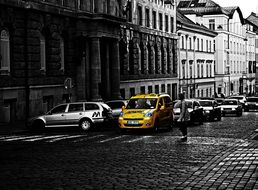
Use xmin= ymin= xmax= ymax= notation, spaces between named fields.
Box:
xmin=118 ymin=93 xmax=174 ymax=132
xmin=105 ymin=100 xmax=128 ymax=120
xmin=219 ymin=99 xmax=242 ymax=116
xmin=198 ymin=99 xmax=221 ymax=121
xmin=244 ymin=97 xmax=258 ymax=111
xmin=173 ymin=99 xmax=204 ymax=125
xmin=228 ymin=95 xmax=246 ymax=109
xmin=28 ymin=102 xmax=113 ymax=131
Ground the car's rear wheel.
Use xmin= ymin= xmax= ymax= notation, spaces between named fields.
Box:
xmin=79 ymin=119 xmax=92 ymax=131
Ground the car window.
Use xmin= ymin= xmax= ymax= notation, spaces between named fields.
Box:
xmin=158 ymin=98 xmax=164 ymax=108
xmin=51 ymin=105 xmax=67 ymax=114
xmin=222 ymin=100 xmax=237 ymax=105
xmin=247 ymin=98 xmax=258 ymax=102
xmin=126 ymin=98 xmax=157 ymax=109
xmin=193 ymin=101 xmax=199 ymax=108
xmin=164 ymin=97 xmax=172 ymax=107
xmin=85 ymin=103 xmax=100 ymax=110
xmin=68 ymin=103 xmax=83 ymax=112
xmin=199 ymin=101 xmax=212 ymax=107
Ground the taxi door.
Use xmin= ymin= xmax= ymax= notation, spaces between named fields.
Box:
xmin=157 ymin=98 xmax=167 ymax=126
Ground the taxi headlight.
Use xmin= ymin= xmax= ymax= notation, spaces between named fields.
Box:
xmin=205 ymin=110 xmax=210 ymax=113
xmin=144 ymin=112 xmax=153 ymax=117
xmin=232 ymin=108 xmax=236 ymax=110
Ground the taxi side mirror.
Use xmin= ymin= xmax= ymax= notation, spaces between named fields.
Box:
xmin=122 ymin=106 xmax=125 ymax=111
xmin=194 ymin=106 xmax=199 ymax=110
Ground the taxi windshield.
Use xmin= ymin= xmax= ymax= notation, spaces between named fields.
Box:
xmin=126 ymin=98 xmax=157 ymax=109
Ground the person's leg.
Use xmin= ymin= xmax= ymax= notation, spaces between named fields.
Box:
xmin=180 ymin=122 xmax=187 ymax=141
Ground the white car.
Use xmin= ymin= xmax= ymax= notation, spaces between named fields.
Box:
xmin=28 ymin=102 xmax=113 ymax=131
xmin=228 ymin=95 xmax=246 ymax=108
xmin=105 ymin=100 xmax=128 ymax=120
xmin=219 ymin=99 xmax=242 ymax=117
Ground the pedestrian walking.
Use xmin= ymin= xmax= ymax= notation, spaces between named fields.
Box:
xmin=175 ymin=93 xmax=190 ymax=141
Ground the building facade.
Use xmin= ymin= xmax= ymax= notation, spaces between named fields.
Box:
xmin=0 ymin=0 xmax=125 ymax=124
xmin=119 ymin=0 xmax=178 ymax=100
xmin=177 ymin=11 xmax=217 ymax=98
xmin=177 ymin=0 xmax=253 ymax=97
xmin=246 ymin=12 xmax=258 ymax=95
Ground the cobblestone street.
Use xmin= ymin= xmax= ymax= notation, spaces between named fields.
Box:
xmin=0 ymin=112 xmax=257 ymax=189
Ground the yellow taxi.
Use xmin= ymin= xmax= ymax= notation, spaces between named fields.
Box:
xmin=118 ymin=93 xmax=174 ymax=132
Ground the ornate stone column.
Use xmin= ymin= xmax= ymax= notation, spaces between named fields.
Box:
xmin=90 ymin=37 xmax=102 ymax=101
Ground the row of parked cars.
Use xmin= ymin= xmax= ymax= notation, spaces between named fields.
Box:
xmin=28 ymin=93 xmax=258 ymax=132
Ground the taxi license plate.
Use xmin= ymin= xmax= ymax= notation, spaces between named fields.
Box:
xmin=127 ymin=120 xmax=139 ymax=125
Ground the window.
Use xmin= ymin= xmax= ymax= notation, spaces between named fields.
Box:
xmin=190 ymin=65 xmax=192 ymax=78
xmin=40 ymin=34 xmax=46 ymax=71
xmin=159 ymin=13 xmax=163 ymax=30
xmin=197 ymin=38 xmax=199 ymax=51
xmin=201 ymin=64 xmax=203 ymax=77
xmin=170 ymin=17 xmax=174 ymax=33
xmin=206 ymin=40 xmax=208 ymax=52
xmin=155 ymin=85 xmax=159 ymax=94
xmin=138 ymin=6 xmax=142 ymax=26
xmin=189 ymin=37 xmax=192 ymax=50
xmin=0 ymin=29 xmax=10 ymax=73
xmin=181 ymin=36 xmax=184 ymax=49
xmin=206 ymin=64 xmax=209 ymax=77
xmin=51 ymin=105 xmax=67 ymax=114
xmin=152 ymin=10 xmax=156 ymax=29
xmin=161 ymin=84 xmax=165 ymax=92
xmin=201 ymin=39 xmax=203 ymax=51
xmin=148 ymin=85 xmax=153 ymax=93
xmin=85 ymin=103 xmax=99 ymax=110
xmin=209 ymin=19 xmax=215 ymax=30
xmin=145 ymin=8 xmax=150 ymax=27
xmin=140 ymin=86 xmax=145 ymax=93
xmin=165 ymin=15 xmax=168 ymax=32
xmin=130 ymin=88 xmax=135 ymax=97
xmin=68 ymin=103 xmax=83 ymax=112
xmin=60 ymin=36 xmax=65 ymax=71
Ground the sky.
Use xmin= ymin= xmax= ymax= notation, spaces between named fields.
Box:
xmin=213 ymin=0 xmax=258 ymax=18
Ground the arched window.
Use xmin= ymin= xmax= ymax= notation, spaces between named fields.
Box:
xmin=40 ymin=34 xmax=46 ymax=71
xmin=0 ymin=29 xmax=10 ymax=73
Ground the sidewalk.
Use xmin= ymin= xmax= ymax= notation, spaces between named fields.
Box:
xmin=0 ymin=121 xmax=27 ymax=134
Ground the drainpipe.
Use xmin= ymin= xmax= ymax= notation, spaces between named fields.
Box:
xmin=24 ymin=1 xmax=31 ymax=127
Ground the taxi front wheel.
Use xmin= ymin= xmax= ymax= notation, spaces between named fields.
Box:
xmin=79 ymin=119 xmax=92 ymax=131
